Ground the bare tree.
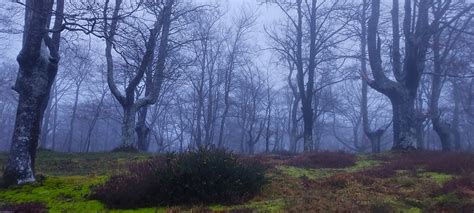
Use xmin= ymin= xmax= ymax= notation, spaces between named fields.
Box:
xmin=365 ymin=0 xmax=473 ymax=150
xmin=429 ymin=0 xmax=472 ymax=151
xmin=103 ymin=0 xmax=174 ymax=147
xmin=268 ymin=0 xmax=352 ymax=152
xmin=217 ymin=9 xmax=256 ymax=148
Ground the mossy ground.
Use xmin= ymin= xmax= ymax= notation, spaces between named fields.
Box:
xmin=0 ymin=150 xmax=472 ymax=212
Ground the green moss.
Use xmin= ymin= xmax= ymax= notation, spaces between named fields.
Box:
xmin=0 ymin=175 xmax=169 ymax=212
xmin=394 ymin=176 xmax=417 ymax=188
xmin=404 ymin=207 xmax=422 ymax=213
xmin=277 ymin=166 xmax=332 ymax=179
xmin=434 ymin=193 xmax=463 ymax=206
xmin=349 ymin=156 xmax=381 ymax=171
xmin=419 ymin=172 xmax=453 ymax=185
xmin=210 ymin=199 xmax=285 ymax=212
xmin=375 ymin=196 xmax=423 ymax=213
xmin=0 ymin=176 xmax=106 ymax=212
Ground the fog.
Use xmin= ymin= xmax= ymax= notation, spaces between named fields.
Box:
xmin=0 ymin=0 xmax=473 ymax=154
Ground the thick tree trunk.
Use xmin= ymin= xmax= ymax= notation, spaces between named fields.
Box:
xmin=432 ymin=119 xmax=453 ymax=151
xmin=390 ymin=93 xmax=419 ymax=150
xmin=430 ymin=29 xmax=454 ymax=151
xmin=4 ymin=90 xmax=48 ymax=185
xmin=4 ymin=42 xmax=57 ymax=185
xmin=366 ymin=0 xmax=431 ymax=151
xmin=121 ymin=106 xmax=136 ymax=145
xmin=3 ymin=0 xmax=61 ymax=186
xmin=135 ymin=107 xmax=150 ymax=151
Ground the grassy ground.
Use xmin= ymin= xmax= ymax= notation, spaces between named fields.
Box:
xmin=0 ymin=150 xmax=473 ymax=212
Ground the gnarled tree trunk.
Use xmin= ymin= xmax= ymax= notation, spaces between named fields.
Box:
xmin=366 ymin=0 xmax=432 ymax=150
xmin=4 ymin=0 xmax=63 ymax=185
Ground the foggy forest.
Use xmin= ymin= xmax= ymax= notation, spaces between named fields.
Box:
xmin=0 ymin=0 xmax=473 ymax=212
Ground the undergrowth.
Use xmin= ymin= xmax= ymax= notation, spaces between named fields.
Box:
xmin=91 ymin=147 xmax=267 ymax=209
xmin=0 ymin=150 xmax=472 ymax=212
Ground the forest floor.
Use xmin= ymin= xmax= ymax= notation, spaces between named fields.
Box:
xmin=0 ymin=150 xmax=473 ymax=212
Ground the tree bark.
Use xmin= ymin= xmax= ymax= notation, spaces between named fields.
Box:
xmin=296 ymin=0 xmax=317 ymax=152
xmin=122 ymin=106 xmax=136 ymax=146
xmin=136 ymin=107 xmax=150 ymax=151
xmin=4 ymin=0 xmax=62 ymax=186
xmin=359 ymin=0 xmax=386 ymax=153
xmin=390 ymin=93 xmax=419 ymax=150
xmin=366 ymin=0 xmax=432 ymax=150
xmin=104 ymin=0 xmax=173 ymax=147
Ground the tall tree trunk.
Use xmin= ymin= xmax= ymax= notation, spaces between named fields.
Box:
xmin=264 ymin=87 xmax=272 ymax=153
xmin=359 ymin=0 xmax=386 ymax=153
xmin=298 ymin=0 xmax=317 ymax=152
xmin=217 ymin=101 xmax=229 ymax=148
xmin=85 ymin=90 xmax=106 ymax=152
xmin=430 ymin=22 xmax=453 ymax=151
xmin=4 ymin=0 xmax=63 ymax=186
xmin=52 ymin=82 xmax=58 ymax=151
xmin=287 ymin=63 xmax=299 ymax=153
xmin=452 ymin=83 xmax=461 ymax=150
xmin=66 ymin=83 xmax=81 ymax=152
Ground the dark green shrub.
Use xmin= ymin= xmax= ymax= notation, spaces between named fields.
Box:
xmin=91 ymin=147 xmax=267 ymax=209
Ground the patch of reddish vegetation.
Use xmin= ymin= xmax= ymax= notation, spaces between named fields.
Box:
xmin=439 ymin=174 xmax=474 ymax=197
xmin=360 ymin=151 xmax=474 ymax=178
xmin=356 ymin=166 xmax=396 ymax=178
xmin=390 ymin=151 xmax=474 ymax=174
xmin=0 ymin=202 xmax=48 ymax=213
xmin=286 ymin=151 xmax=357 ymax=169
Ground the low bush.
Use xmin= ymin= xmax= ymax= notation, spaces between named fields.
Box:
xmin=0 ymin=202 xmax=48 ymax=213
xmin=287 ymin=151 xmax=356 ymax=169
xmin=111 ymin=143 xmax=139 ymax=153
xmin=91 ymin=147 xmax=267 ymax=209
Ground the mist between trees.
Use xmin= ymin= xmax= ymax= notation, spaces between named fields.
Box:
xmin=0 ymin=0 xmax=473 ymax=184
